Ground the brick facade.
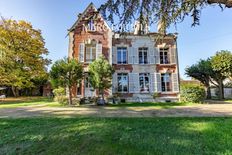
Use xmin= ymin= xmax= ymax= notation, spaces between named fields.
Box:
xmin=68 ymin=3 xmax=180 ymax=102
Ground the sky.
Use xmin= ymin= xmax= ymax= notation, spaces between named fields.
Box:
xmin=0 ymin=0 xmax=232 ymax=79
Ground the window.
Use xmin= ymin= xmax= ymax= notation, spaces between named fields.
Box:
xmin=160 ymin=48 xmax=170 ymax=64
xmin=117 ymin=47 xmax=127 ymax=64
xmin=117 ymin=73 xmax=128 ymax=93
xmin=85 ymin=76 xmax=92 ymax=88
xmin=139 ymin=73 xmax=150 ymax=92
xmin=161 ymin=73 xmax=172 ymax=92
xmin=85 ymin=45 xmax=96 ymax=63
xmin=88 ymin=18 xmax=95 ymax=31
xmin=77 ymin=82 xmax=82 ymax=95
xmin=139 ymin=47 xmax=148 ymax=64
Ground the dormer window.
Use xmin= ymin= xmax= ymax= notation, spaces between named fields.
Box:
xmin=88 ymin=18 xmax=95 ymax=31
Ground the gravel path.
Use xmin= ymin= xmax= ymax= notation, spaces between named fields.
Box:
xmin=1 ymin=103 xmax=232 ymax=118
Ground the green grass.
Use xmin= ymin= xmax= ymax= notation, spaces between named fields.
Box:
xmin=0 ymin=97 xmax=195 ymax=109
xmin=225 ymin=100 xmax=232 ymax=103
xmin=0 ymin=97 xmax=61 ymax=108
xmin=1 ymin=117 xmax=232 ymax=154
xmin=108 ymin=102 xmax=195 ymax=109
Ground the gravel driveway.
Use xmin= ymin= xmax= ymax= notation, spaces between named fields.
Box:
xmin=1 ymin=103 xmax=232 ymax=118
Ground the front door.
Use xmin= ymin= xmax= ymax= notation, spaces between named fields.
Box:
xmin=84 ymin=76 xmax=95 ymax=97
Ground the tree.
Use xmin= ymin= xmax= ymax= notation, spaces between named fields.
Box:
xmin=211 ymin=50 xmax=232 ymax=99
xmin=99 ymin=0 xmax=232 ymax=33
xmin=211 ymin=50 xmax=232 ymax=77
xmin=88 ymin=57 xmax=114 ymax=104
xmin=0 ymin=17 xmax=50 ymax=96
xmin=50 ymin=58 xmax=83 ymax=105
xmin=185 ymin=59 xmax=214 ymax=99
xmin=186 ymin=56 xmax=227 ymax=100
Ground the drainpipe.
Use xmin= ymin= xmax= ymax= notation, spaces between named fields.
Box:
xmin=174 ymin=33 xmax=181 ymax=99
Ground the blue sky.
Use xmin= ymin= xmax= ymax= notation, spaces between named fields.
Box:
xmin=0 ymin=0 xmax=232 ymax=79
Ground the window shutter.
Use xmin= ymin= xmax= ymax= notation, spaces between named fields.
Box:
xmin=96 ymin=43 xmax=102 ymax=58
xmin=128 ymin=47 xmax=133 ymax=64
xmin=129 ymin=73 xmax=135 ymax=93
xmin=79 ymin=43 xmax=85 ymax=62
xmin=134 ymin=48 xmax=139 ymax=64
xmin=155 ymin=47 xmax=160 ymax=64
xmin=129 ymin=73 xmax=139 ymax=93
xmin=149 ymin=48 xmax=155 ymax=64
xmin=112 ymin=47 xmax=117 ymax=64
xmin=112 ymin=73 xmax=117 ymax=93
xmin=150 ymin=73 xmax=155 ymax=93
xmin=170 ymin=47 xmax=176 ymax=64
xmin=155 ymin=73 xmax=161 ymax=92
xmin=172 ymin=73 xmax=179 ymax=92
xmin=134 ymin=73 xmax=140 ymax=93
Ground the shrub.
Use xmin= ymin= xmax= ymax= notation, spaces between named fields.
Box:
xmin=180 ymin=84 xmax=206 ymax=103
xmin=53 ymin=87 xmax=68 ymax=105
xmin=54 ymin=95 xmax=68 ymax=105
xmin=53 ymin=87 xmax=65 ymax=96
xmin=153 ymin=92 xmax=159 ymax=99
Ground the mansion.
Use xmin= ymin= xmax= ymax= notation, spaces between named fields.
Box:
xmin=68 ymin=3 xmax=180 ymax=102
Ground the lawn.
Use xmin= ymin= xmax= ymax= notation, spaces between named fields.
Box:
xmin=108 ymin=102 xmax=195 ymax=109
xmin=225 ymin=99 xmax=232 ymax=103
xmin=0 ymin=97 xmax=194 ymax=109
xmin=0 ymin=97 xmax=61 ymax=108
xmin=1 ymin=117 xmax=232 ymax=155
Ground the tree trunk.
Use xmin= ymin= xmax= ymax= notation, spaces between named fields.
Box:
xmin=11 ymin=86 xmax=18 ymax=97
xmin=218 ymin=79 xmax=224 ymax=100
xmin=68 ymin=86 xmax=72 ymax=106
xmin=101 ymin=89 xmax=104 ymax=101
xmin=206 ymin=86 xmax=211 ymax=99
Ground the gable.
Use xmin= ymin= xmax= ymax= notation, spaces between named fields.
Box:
xmin=68 ymin=3 xmax=111 ymax=33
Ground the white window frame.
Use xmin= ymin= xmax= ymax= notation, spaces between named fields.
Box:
xmin=117 ymin=73 xmax=129 ymax=93
xmin=117 ymin=47 xmax=127 ymax=64
xmin=161 ymin=73 xmax=172 ymax=92
xmin=160 ymin=48 xmax=170 ymax=64
xmin=139 ymin=73 xmax=150 ymax=93
xmin=138 ymin=47 xmax=148 ymax=64
xmin=85 ymin=46 xmax=96 ymax=63
xmin=85 ymin=76 xmax=92 ymax=89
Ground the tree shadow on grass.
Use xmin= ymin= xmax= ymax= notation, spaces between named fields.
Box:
xmin=0 ymin=97 xmax=53 ymax=105
xmin=1 ymin=117 xmax=232 ymax=155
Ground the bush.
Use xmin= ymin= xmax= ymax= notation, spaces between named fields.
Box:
xmin=53 ymin=87 xmax=68 ymax=105
xmin=53 ymin=87 xmax=65 ymax=96
xmin=153 ymin=92 xmax=159 ymax=99
xmin=54 ymin=95 xmax=68 ymax=105
xmin=180 ymin=84 xmax=206 ymax=103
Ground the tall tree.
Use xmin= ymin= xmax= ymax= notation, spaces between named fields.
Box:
xmin=185 ymin=59 xmax=214 ymax=99
xmin=186 ymin=57 xmax=227 ymax=100
xmin=50 ymin=58 xmax=83 ymax=105
xmin=88 ymin=57 xmax=114 ymax=104
xmin=211 ymin=50 xmax=232 ymax=99
xmin=211 ymin=50 xmax=232 ymax=77
xmin=0 ymin=18 xmax=50 ymax=96
xmin=99 ymin=0 xmax=232 ymax=33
